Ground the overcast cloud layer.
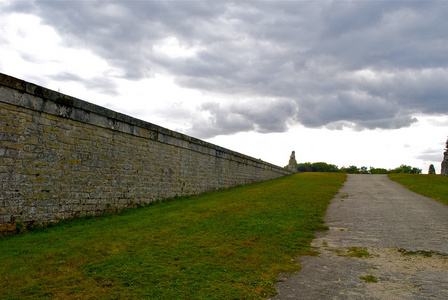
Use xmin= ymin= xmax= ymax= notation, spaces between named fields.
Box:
xmin=3 ymin=0 xmax=448 ymax=139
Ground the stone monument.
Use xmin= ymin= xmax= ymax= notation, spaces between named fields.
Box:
xmin=288 ymin=151 xmax=298 ymax=173
xmin=428 ymin=164 xmax=436 ymax=174
xmin=442 ymin=137 xmax=448 ymax=176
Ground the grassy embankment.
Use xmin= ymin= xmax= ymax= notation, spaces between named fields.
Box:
xmin=388 ymin=174 xmax=448 ymax=205
xmin=0 ymin=173 xmax=346 ymax=299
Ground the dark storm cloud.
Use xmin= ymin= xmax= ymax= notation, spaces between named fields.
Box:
xmin=7 ymin=0 xmax=448 ymax=138
xmin=188 ymin=98 xmax=297 ymax=138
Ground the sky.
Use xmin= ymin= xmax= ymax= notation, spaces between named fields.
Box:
xmin=1 ymin=0 xmax=447 ymax=172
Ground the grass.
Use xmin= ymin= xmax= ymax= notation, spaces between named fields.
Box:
xmin=0 ymin=172 xmax=346 ymax=299
xmin=359 ymin=275 xmax=378 ymax=283
xmin=398 ymin=248 xmax=433 ymax=257
xmin=340 ymin=247 xmax=371 ymax=258
xmin=397 ymin=248 xmax=447 ymax=258
xmin=388 ymin=174 xmax=448 ymax=205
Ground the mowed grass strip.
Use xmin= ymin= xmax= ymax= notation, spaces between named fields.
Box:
xmin=0 ymin=173 xmax=346 ymax=299
xmin=389 ymin=174 xmax=448 ymax=205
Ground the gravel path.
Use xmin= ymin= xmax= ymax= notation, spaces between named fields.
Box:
xmin=271 ymin=174 xmax=448 ymax=299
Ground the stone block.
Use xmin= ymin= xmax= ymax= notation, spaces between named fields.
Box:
xmin=0 ymin=215 xmax=11 ymax=223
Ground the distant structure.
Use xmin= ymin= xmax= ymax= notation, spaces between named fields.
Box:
xmin=288 ymin=151 xmax=298 ymax=173
xmin=442 ymin=137 xmax=448 ymax=176
xmin=428 ymin=164 xmax=436 ymax=175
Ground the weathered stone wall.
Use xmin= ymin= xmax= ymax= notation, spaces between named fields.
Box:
xmin=0 ymin=73 xmax=291 ymax=234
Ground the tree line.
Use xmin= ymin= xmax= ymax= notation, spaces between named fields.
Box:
xmin=294 ymin=162 xmax=422 ymax=174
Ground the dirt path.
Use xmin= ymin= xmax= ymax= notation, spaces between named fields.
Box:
xmin=271 ymin=174 xmax=448 ymax=299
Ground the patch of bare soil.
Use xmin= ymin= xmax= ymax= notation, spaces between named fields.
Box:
xmin=363 ymin=247 xmax=448 ymax=299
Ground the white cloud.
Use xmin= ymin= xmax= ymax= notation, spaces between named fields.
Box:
xmin=153 ymin=36 xmax=203 ymax=59
xmin=0 ymin=12 xmax=121 ymax=96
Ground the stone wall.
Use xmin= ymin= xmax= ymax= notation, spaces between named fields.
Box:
xmin=0 ymin=73 xmax=291 ymax=235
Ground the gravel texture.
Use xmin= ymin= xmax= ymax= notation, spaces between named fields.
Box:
xmin=271 ymin=174 xmax=448 ymax=299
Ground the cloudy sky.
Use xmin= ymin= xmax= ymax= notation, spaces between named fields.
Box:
xmin=1 ymin=0 xmax=447 ymax=172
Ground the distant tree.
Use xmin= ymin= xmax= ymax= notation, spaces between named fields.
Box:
xmin=297 ymin=162 xmax=313 ymax=172
xmin=311 ymin=162 xmax=339 ymax=172
xmin=428 ymin=164 xmax=436 ymax=174
xmin=389 ymin=164 xmax=422 ymax=174
xmin=369 ymin=167 xmax=389 ymax=174
xmin=296 ymin=162 xmax=339 ymax=172
xmin=360 ymin=166 xmax=369 ymax=174
xmin=411 ymin=167 xmax=422 ymax=174
xmin=389 ymin=164 xmax=411 ymax=173
xmin=341 ymin=165 xmax=360 ymax=174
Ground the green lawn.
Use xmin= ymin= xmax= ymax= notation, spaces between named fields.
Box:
xmin=0 ymin=173 xmax=346 ymax=299
xmin=388 ymin=174 xmax=448 ymax=205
